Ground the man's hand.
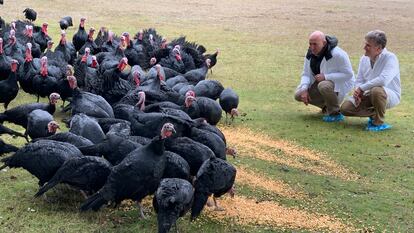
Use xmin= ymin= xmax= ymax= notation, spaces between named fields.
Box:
xmin=300 ymin=90 xmax=311 ymax=105
xmin=315 ymin=73 xmax=325 ymax=82
xmin=353 ymin=87 xmax=363 ymax=107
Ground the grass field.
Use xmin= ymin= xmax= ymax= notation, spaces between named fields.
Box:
xmin=1 ymin=0 xmax=414 ymax=232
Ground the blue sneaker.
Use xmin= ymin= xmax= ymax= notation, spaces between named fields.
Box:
xmin=366 ymin=123 xmax=392 ymax=131
xmin=323 ymin=113 xmax=345 ymax=122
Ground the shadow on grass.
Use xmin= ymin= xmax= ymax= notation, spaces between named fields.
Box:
xmin=299 ymin=113 xmax=369 ymax=131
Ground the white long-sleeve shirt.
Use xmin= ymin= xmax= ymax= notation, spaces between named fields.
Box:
xmin=356 ymin=48 xmax=401 ymax=109
xmin=298 ymin=46 xmax=355 ymax=103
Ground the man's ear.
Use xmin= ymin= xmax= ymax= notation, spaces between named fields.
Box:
xmin=377 ymin=46 xmax=383 ymax=53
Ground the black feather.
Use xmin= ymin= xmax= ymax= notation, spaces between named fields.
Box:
xmin=59 ymin=16 xmax=73 ymax=30
xmin=23 ymin=8 xmax=37 ymax=22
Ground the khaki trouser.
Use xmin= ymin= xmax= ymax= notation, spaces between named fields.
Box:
xmin=340 ymin=86 xmax=387 ymax=125
xmin=294 ymin=80 xmax=340 ymax=115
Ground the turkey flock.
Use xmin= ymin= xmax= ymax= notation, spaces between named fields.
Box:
xmin=0 ymin=8 xmax=240 ymax=233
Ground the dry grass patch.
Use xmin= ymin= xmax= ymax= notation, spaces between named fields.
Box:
xmin=235 ymin=166 xmax=306 ymax=199
xmin=206 ymin=196 xmax=355 ymax=232
xmin=222 ymin=126 xmax=359 ymax=180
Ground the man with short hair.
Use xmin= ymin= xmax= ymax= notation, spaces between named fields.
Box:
xmin=340 ymin=30 xmax=400 ymax=131
xmin=295 ymin=31 xmax=354 ymax=122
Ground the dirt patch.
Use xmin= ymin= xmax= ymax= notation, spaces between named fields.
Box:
xmin=222 ymin=126 xmax=359 ymax=180
xmin=235 ymin=166 xmax=306 ymax=199
xmin=206 ymin=196 xmax=355 ymax=232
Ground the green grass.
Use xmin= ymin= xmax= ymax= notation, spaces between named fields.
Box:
xmin=1 ymin=0 xmax=414 ymax=232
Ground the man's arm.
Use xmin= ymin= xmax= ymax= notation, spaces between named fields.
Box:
xmin=354 ymin=57 xmax=366 ymax=89
xmin=359 ymin=54 xmax=399 ymax=91
xmin=350 ymin=57 xmax=367 ymax=107
xmin=298 ymin=57 xmax=312 ymax=91
xmin=324 ymin=51 xmax=354 ymax=83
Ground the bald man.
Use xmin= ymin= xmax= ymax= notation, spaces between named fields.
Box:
xmin=295 ymin=31 xmax=354 ymax=122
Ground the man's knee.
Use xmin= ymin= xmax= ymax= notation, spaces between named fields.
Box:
xmin=317 ymin=80 xmax=334 ymax=93
xmin=370 ymin=87 xmax=387 ymax=99
xmin=369 ymin=87 xmax=387 ymax=109
xmin=340 ymin=101 xmax=354 ymax=116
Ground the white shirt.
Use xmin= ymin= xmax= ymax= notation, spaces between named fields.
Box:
xmin=356 ymin=48 xmax=401 ymax=109
xmin=298 ymin=46 xmax=355 ymax=103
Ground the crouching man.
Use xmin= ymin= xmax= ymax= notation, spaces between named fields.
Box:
xmin=340 ymin=30 xmax=401 ymax=131
xmin=295 ymin=31 xmax=354 ymax=122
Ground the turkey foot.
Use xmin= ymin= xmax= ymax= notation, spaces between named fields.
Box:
xmin=137 ymin=201 xmax=147 ymax=219
xmin=206 ymin=197 xmax=214 ymax=207
xmin=213 ymin=197 xmax=224 ymax=211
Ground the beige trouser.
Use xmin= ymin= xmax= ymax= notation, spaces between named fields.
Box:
xmin=340 ymin=87 xmax=387 ymax=125
xmin=294 ymin=80 xmax=340 ymax=115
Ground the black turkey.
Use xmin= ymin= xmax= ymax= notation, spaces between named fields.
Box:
xmin=0 ymin=123 xmax=26 ymax=139
xmin=32 ymin=56 xmax=58 ymax=102
xmin=67 ymin=76 xmax=114 ymax=118
xmin=34 ymin=156 xmax=112 ymax=198
xmin=194 ymin=80 xmax=224 ymax=100
xmin=0 ymin=140 xmax=82 ymax=186
xmin=0 ymin=93 xmax=60 ymax=128
xmin=78 ymin=131 xmax=141 ymax=165
xmin=183 ymin=59 xmax=210 ymax=84
xmin=32 ymin=132 xmax=93 ymax=148
xmin=191 ymin=156 xmax=236 ymax=220
xmin=72 ymin=17 xmax=87 ymax=52
xmin=80 ymin=123 xmax=176 ymax=219
xmin=0 ymin=38 xmax=13 ymax=80
xmin=163 ymin=151 xmax=191 ymax=182
xmin=189 ymin=126 xmax=226 ymax=160
xmin=59 ymin=16 xmax=73 ymax=30
xmin=185 ymin=96 xmax=222 ymax=125
xmin=0 ymin=138 xmax=19 ymax=155
xmin=23 ymin=8 xmax=37 ymax=22
xmin=203 ymin=49 xmax=219 ymax=73
xmin=219 ymin=88 xmax=239 ymax=124
xmin=165 ymin=136 xmax=214 ymax=176
xmin=25 ymin=109 xmax=59 ymax=140
xmin=69 ymin=113 xmax=106 ymax=144
xmin=153 ymin=178 xmax=194 ymax=233
xmin=0 ymin=59 xmax=19 ymax=110
xmin=33 ymin=23 xmax=51 ymax=53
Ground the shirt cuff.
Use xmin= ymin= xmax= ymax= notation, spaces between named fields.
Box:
xmin=299 ymin=84 xmax=309 ymax=91
xmin=359 ymin=84 xmax=369 ymax=91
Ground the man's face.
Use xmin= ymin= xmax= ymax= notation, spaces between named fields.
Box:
xmin=309 ymin=37 xmax=326 ymax=56
xmin=364 ymin=39 xmax=382 ymax=59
